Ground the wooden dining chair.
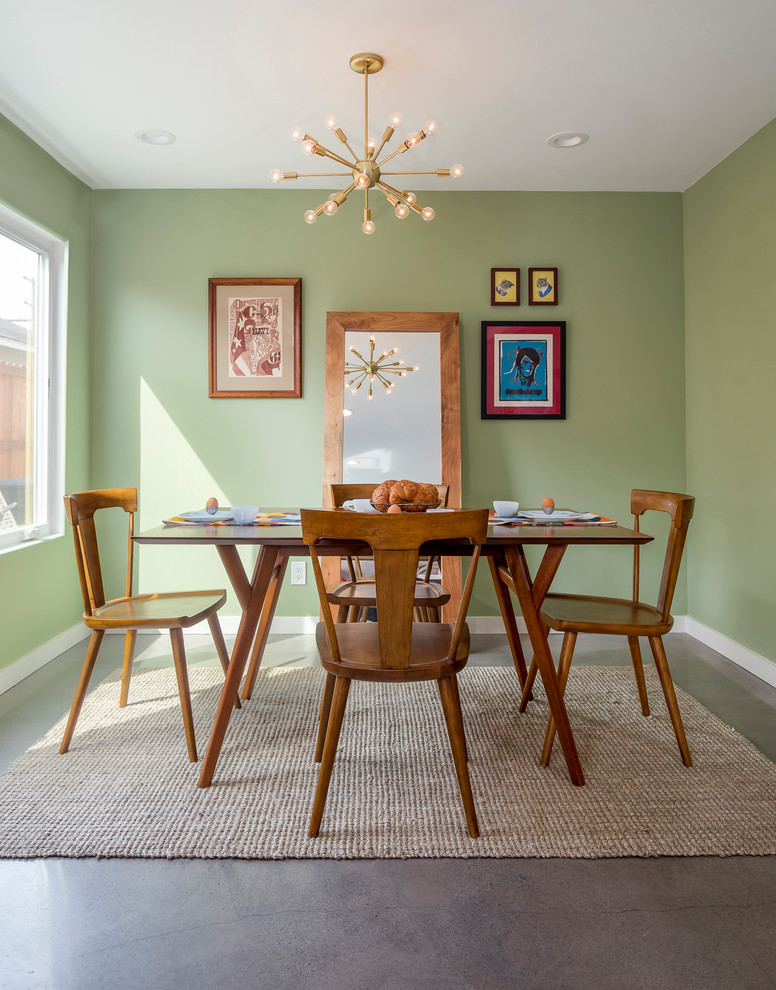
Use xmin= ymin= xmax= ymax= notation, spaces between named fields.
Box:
xmin=61 ymin=488 xmax=235 ymax=762
xmin=519 ymin=489 xmax=695 ymax=767
xmin=327 ymin=483 xmax=451 ymax=622
xmin=302 ymin=507 xmax=489 ymax=838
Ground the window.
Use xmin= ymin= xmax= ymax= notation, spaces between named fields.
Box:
xmin=0 ymin=203 xmax=66 ymax=552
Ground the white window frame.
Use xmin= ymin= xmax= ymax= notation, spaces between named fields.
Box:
xmin=0 ymin=202 xmax=67 ymax=553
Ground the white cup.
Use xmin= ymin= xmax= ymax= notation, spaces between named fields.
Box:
xmin=352 ymin=498 xmax=374 ymax=512
xmin=493 ymin=500 xmax=519 ymax=517
xmin=231 ymin=505 xmax=258 ymax=524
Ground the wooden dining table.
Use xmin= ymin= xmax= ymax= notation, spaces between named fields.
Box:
xmin=134 ymin=511 xmax=652 ymax=789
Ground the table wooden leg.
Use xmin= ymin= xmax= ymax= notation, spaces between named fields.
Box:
xmin=487 ymin=554 xmax=528 ymax=688
xmin=241 ymin=556 xmax=289 ymax=700
xmin=504 ymin=544 xmax=585 ymax=786
xmin=198 ymin=544 xmax=280 ymax=788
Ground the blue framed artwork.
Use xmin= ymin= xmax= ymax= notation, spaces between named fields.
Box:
xmin=481 ymin=321 xmax=566 ymax=419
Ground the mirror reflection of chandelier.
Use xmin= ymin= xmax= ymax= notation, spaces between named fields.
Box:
xmin=345 ymin=335 xmax=418 ymax=399
xmin=270 ymin=52 xmax=464 ymax=235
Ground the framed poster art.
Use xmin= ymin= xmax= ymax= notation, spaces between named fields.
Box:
xmin=481 ymin=321 xmax=566 ymax=419
xmin=490 ymin=267 xmax=520 ymax=306
xmin=208 ymin=277 xmax=302 ymax=397
xmin=528 ymin=267 xmax=558 ymax=305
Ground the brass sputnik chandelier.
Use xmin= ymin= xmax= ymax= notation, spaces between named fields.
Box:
xmin=270 ymin=52 xmax=464 ymax=234
xmin=345 ymin=335 xmax=418 ymax=399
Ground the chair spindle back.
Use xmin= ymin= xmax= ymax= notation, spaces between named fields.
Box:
xmin=63 ymin=488 xmax=138 ymax=616
xmin=630 ymin=489 xmax=695 ymax=622
xmin=302 ymin=509 xmax=487 ymax=669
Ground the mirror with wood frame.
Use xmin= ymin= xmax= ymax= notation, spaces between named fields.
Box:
xmin=322 ymin=312 xmax=462 ymax=619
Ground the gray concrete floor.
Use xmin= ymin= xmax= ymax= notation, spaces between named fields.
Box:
xmin=1 ymin=631 xmax=775 ymax=990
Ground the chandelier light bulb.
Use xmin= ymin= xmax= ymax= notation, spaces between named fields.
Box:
xmin=424 ymin=119 xmax=439 ymax=135
xmin=304 ymin=209 xmax=318 ymax=224
xmin=405 ymin=132 xmax=421 ymax=147
xmin=394 ymin=202 xmax=410 ymax=219
xmin=450 ymin=163 xmax=465 ymax=179
xmin=389 ymin=111 xmax=403 ymax=128
xmin=323 ymin=199 xmax=339 ymax=216
xmin=325 ymin=115 xmax=337 ymax=130
xmin=302 ymin=139 xmax=317 ymax=156
xmin=421 ymin=206 xmax=435 ymax=221
xmin=289 ymin=126 xmax=304 ymax=142
xmin=269 ymin=169 xmax=283 ymax=184
xmin=362 ymin=219 xmax=376 ymax=235
xmin=355 ymin=172 xmax=370 ymax=189
xmin=404 ymin=191 xmax=416 ymax=205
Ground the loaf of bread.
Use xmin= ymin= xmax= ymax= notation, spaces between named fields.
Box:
xmin=371 ymin=479 xmax=441 ymax=512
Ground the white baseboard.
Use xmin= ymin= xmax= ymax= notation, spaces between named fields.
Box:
xmin=3 ymin=614 xmax=773 ymax=696
xmin=0 ymin=623 xmax=86 ymax=696
xmin=685 ymin=617 xmax=776 ymax=690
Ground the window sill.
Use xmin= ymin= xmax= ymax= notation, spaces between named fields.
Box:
xmin=0 ymin=529 xmax=63 ymax=557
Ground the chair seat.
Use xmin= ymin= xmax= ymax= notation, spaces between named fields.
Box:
xmin=327 ymin=578 xmax=451 ymax=610
xmin=86 ymin=589 xmax=227 ymax=630
xmin=315 ymin=620 xmax=470 ymax=682
xmin=541 ymin=593 xmax=673 ymax=637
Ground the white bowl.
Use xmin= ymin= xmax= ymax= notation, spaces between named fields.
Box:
xmin=493 ymin=500 xmax=519 ymax=517
xmin=231 ymin=505 xmax=258 ymax=524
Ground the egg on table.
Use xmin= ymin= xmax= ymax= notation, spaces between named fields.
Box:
xmin=542 ymin=497 xmax=555 ymax=515
xmin=206 ymin=497 xmax=219 ymax=515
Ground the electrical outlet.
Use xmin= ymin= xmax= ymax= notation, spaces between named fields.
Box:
xmin=290 ymin=560 xmax=306 ymax=585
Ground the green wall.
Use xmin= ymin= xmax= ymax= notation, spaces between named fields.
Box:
xmin=0 ymin=115 xmax=92 ymax=671
xmin=684 ymin=118 xmax=776 ymax=665
xmin=90 ymin=188 xmax=686 ymax=618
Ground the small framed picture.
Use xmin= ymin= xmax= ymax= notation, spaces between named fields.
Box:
xmin=490 ymin=268 xmax=520 ymax=306
xmin=481 ymin=321 xmax=566 ymax=419
xmin=528 ymin=267 xmax=558 ymax=305
xmin=208 ymin=277 xmax=302 ymax=398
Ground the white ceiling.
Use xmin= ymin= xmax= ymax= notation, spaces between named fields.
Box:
xmin=1 ymin=0 xmax=775 ymax=193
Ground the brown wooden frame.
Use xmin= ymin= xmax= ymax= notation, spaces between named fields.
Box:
xmin=490 ymin=267 xmax=520 ymax=306
xmin=208 ymin=277 xmax=302 ymax=398
xmin=322 ymin=312 xmax=462 ymax=618
xmin=528 ymin=267 xmax=559 ymax=306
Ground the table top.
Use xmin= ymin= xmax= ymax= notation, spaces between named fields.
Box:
xmin=134 ymin=508 xmax=653 ymax=549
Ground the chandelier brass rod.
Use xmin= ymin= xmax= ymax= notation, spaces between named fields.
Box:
xmin=307 ymin=142 xmax=357 ymax=170
xmin=375 ymin=180 xmax=413 ymax=205
xmin=373 ymin=126 xmax=394 ymax=161
xmin=293 ymin=172 xmax=353 ymax=178
xmin=364 ymin=58 xmax=370 ymax=159
xmin=376 ymin=143 xmax=409 ymax=168
xmin=381 ymin=170 xmax=444 ymax=176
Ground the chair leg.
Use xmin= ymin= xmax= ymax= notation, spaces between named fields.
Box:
xmin=648 ymin=636 xmax=692 ymax=767
xmin=60 ymin=629 xmax=105 ymax=754
xmin=448 ymin=673 xmax=468 ymax=762
xmin=540 ymin=631 xmax=577 ymax=767
xmin=437 ymin=675 xmax=479 ymax=838
xmin=207 ymin=614 xmax=241 ymax=710
xmin=315 ymin=671 xmax=336 ymax=763
xmin=309 ymin=676 xmax=350 ymax=837
xmin=119 ymin=630 xmax=137 ymax=708
xmin=335 ymin=605 xmax=349 ymax=623
xmin=518 ymin=657 xmax=539 ymax=712
xmin=170 ymin=628 xmax=197 ymax=763
xmin=627 ymin=636 xmax=650 ymax=716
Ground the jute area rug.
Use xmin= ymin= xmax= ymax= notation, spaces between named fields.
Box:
xmin=1 ymin=664 xmax=774 ymax=860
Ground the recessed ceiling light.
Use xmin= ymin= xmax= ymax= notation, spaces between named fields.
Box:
xmin=547 ymin=132 xmax=589 ymax=148
xmin=135 ymin=129 xmax=176 ymax=146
